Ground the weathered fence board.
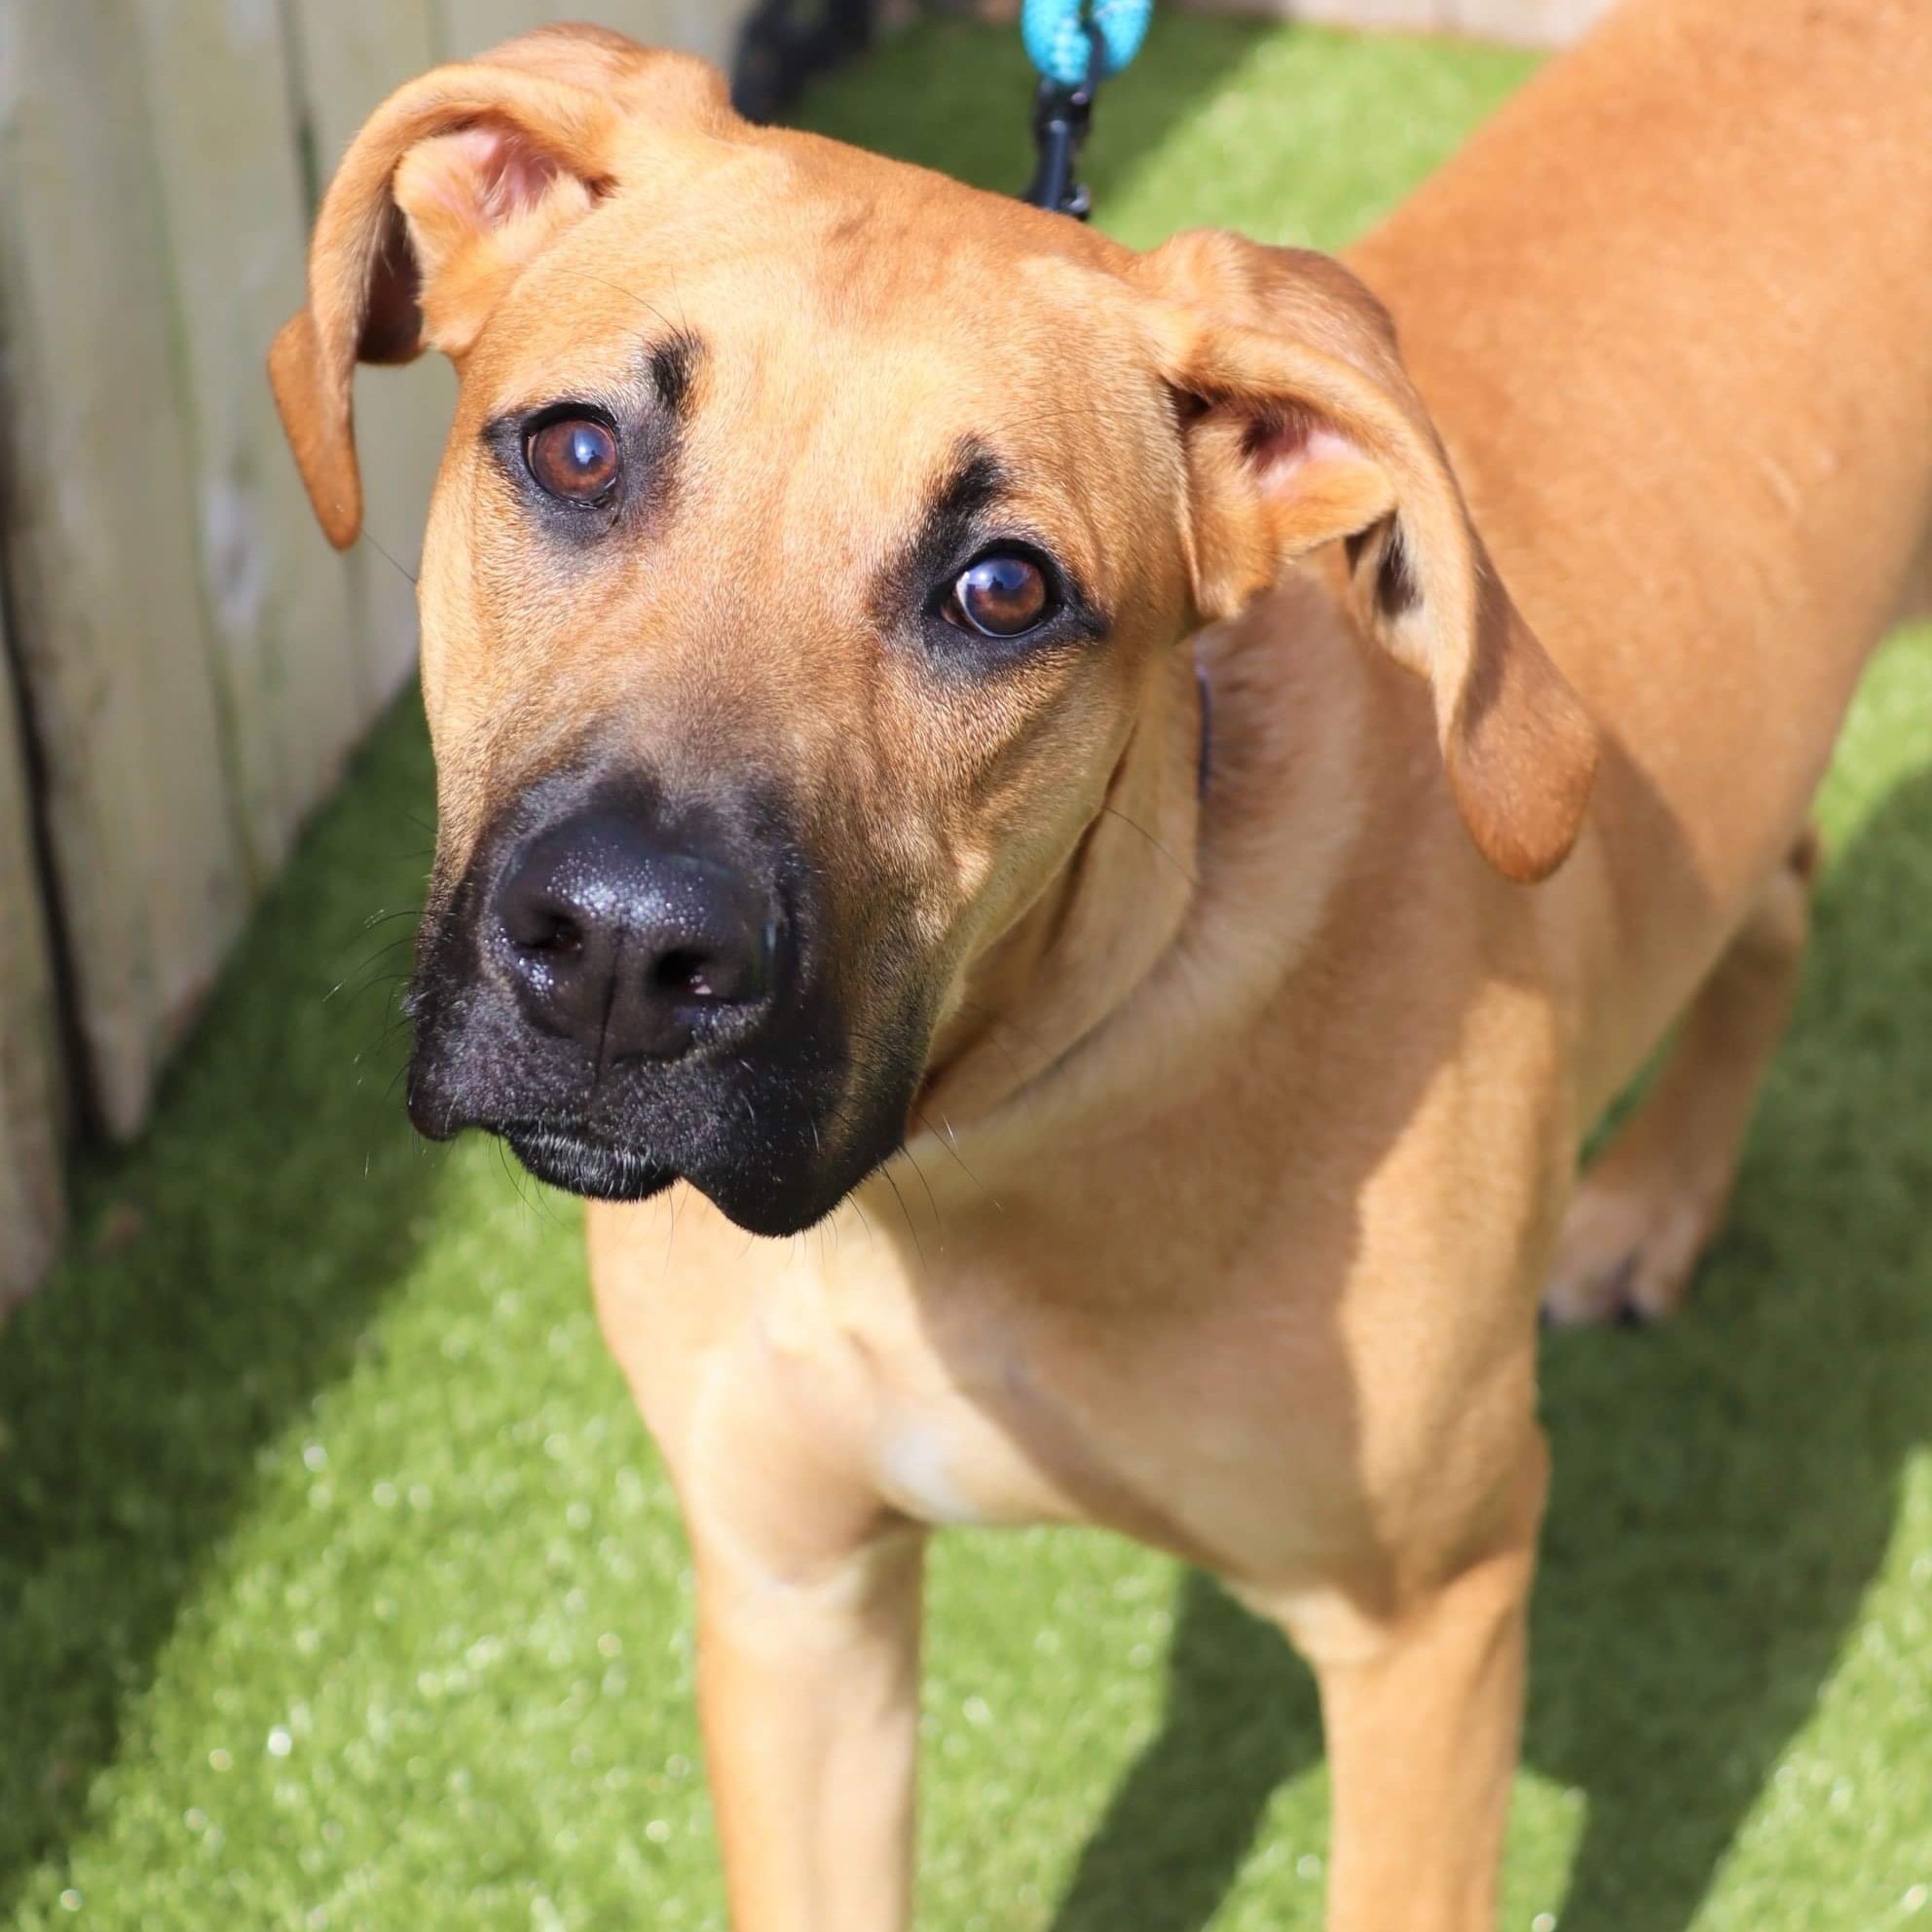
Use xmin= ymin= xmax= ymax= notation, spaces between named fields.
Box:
xmin=442 ymin=0 xmax=661 ymax=58
xmin=131 ymin=0 xmax=366 ymax=885
xmin=0 ymin=1 xmax=249 ymax=1138
xmin=286 ymin=0 xmax=455 ymax=711
xmin=0 ymin=623 xmax=62 ymax=1310
xmin=439 ymin=3 xmax=739 ymax=66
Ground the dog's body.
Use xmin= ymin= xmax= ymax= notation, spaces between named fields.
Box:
xmin=272 ymin=1 xmax=1931 ymax=1924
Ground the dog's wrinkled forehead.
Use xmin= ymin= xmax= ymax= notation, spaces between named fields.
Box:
xmin=460 ymin=140 xmax=1171 ymax=553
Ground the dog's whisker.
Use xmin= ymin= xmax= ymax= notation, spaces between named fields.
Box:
xmin=660 ymin=1181 xmax=688 ymax=1277
xmin=556 ymin=265 xmax=684 ymax=344
xmin=352 ymin=1024 xmax=414 ymax=1074
xmin=953 ymin=995 xmax=1059 ymax=1079
xmin=955 ymin=993 xmax=1057 ymax=1060
xmin=913 ymin=1106 xmax=999 ymax=1210
xmin=496 ymin=1135 xmax=549 ymax=1227
xmin=880 ymin=1167 xmax=928 ymax=1278
xmin=900 ymin=1142 xmax=946 ymax=1249
xmin=326 ymin=928 xmax=422 ymax=1007
xmin=360 ymin=526 xmax=420 ymax=586
xmin=1100 ymin=804 xmax=1201 ymax=891
xmin=330 ymin=957 xmax=415 ymax=1002
xmin=849 ymin=1192 xmax=875 ymax=1250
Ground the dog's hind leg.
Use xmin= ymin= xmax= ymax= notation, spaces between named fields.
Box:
xmin=1543 ymin=826 xmax=1819 ymax=1325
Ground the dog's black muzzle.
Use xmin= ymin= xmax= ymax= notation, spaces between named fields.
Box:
xmin=404 ymin=769 xmax=925 ymax=1236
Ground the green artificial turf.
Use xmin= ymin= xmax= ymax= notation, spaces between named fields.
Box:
xmin=5 ymin=14 xmax=1931 ymax=1930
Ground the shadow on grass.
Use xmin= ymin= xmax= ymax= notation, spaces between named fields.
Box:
xmin=1049 ymin=766 xmax=1932 ymax=1932
xmin=1530 ymin=762 xmax=1932 ymax=1929
xmin=1050 ymin=1572 xmax=1319 ymax=1932
xmin=0 ymin=700 xmax=441 ymax=1913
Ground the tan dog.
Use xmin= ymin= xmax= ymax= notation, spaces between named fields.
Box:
xmin=270 ymin=4 xmax=1932 ymax=1925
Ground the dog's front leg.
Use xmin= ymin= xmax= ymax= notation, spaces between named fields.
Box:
xmin=586 ymin=1206 xmax=925 ymax=1928
xmin=691 ymin=1519 xmax=926 ymax=1932
xmin=1274 ymin=1439 xmax=1546 ymax=1932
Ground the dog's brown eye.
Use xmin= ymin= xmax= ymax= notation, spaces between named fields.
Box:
xmin=948 ymin=554 xmax=1051 ymax=638
xmin=526 ymin=418 xmax=619 ymax=503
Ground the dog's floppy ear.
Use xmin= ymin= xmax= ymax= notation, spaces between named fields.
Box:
xmin=270 ymin=26 xmax=729 ymax=549
xmin=1135 ymin=230 xmax=1598 ymax=884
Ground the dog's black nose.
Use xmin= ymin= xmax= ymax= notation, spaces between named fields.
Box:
xmin=493 ymin=810 xmax=775 ymax=1061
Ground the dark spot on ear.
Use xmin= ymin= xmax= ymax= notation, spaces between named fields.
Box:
xmin=650 ymin=330 xmax=701 ymax=416
xmin=356 ymin=204 xmax=424 ymax=364
xmin=1170 ymin=387 xmax=1212 ymax=430
xmin=1346 ymin=515 xmax=1421 ymax=620
xmin=1376 ymin=522 xmax=1421 ymax=617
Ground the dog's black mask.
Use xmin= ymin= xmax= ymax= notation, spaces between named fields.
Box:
xmin=404 ymin=768 xmax=930 ymax=1237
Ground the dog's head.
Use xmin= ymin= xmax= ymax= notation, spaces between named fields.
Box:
xmin=273 ymin=26 xmax=1595 ymax=1234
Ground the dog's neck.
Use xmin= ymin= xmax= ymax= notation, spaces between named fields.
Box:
xmin=916 ymin=563 xmax=1389 ymax=1144
xmin=916 ymin=636 xmax=1205 ymax=1128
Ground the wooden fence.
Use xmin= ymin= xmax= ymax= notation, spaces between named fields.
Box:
xmin=0 ymin=1 xmax=754 ymax=1307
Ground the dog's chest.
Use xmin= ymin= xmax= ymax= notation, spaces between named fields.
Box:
xmin=769 ymin=1230 xmax=1363 ymax=1571
xmin=758 ymin=1257 xmax=1093 ymax=1533
xmin=595 ymin=1163 xmax=1395 ymax=1579
xmin=873 ymin=1404 xmax=1038 ymax=1529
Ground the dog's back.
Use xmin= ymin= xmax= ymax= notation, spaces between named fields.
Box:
xmin=1349 ymin=0 xmax=1932 ymax=1089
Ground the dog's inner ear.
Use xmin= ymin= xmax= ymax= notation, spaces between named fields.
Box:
xmin=1142 ymin=231 xmax=1600 ymax=884
xmin=390 ymin=120 xmax=601 ymax=360
xmin=1181 ymin=399 xmax=1400 ymax=621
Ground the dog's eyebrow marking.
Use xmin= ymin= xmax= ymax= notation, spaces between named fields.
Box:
xmin=480 ymin=331 xmax=702 ymax=540
xmin=873 ymin=438 xmax=1106 ymax=649
xmin=927 ymin=446 xmax=1008 ymax=529
xmin=650 ymin=329 xmax=701 ymax=416
xmin=871 ymin=442 xmax=1012 ymax=625
xmin=917 ymin=445 xmax=1009 ymax=561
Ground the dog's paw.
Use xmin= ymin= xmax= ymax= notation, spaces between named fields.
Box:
xmin=1542 ymin=1176 xmax=1716 ymax=1328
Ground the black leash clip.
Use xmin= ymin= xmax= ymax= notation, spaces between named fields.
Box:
xmin=1022 ymin=25 xmax=1103 ymax=220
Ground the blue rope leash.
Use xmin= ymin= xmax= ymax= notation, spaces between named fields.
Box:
xmin=1022 ymin=0 xmax=1154 ymax=88
xmin=1018 ymin=0 xmax=1153 ymax=217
